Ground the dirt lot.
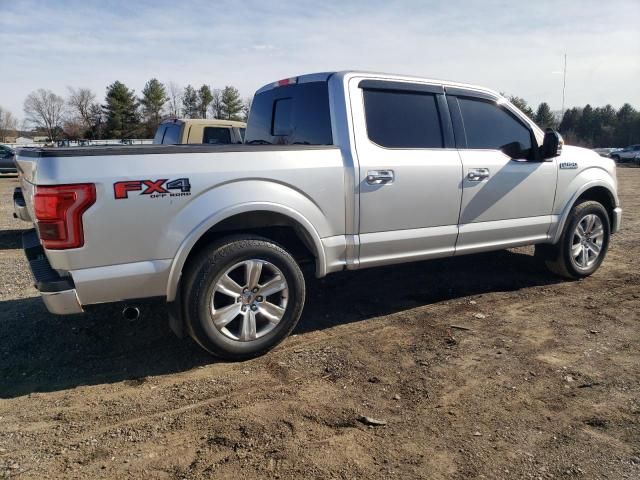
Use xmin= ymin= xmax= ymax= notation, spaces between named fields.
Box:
xmin=0 ymin=169 xmax=638 ymax=479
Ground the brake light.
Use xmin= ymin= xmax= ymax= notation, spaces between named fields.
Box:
xmin=274 ymin=77 xmax=298 ymax=87
xmin=34 ymin=184 xmax=96 ymax=249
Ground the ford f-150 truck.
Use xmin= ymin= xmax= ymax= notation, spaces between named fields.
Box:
xmin=13 ymin=71 xmax=622 ymax=360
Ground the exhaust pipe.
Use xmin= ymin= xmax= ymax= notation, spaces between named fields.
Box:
xmin=122 ymin=306 xmax=141 ymax=322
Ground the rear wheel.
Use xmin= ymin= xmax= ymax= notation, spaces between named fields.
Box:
xmin=536 ymin=200 xmax=610 ymax=279
xmin=182 ymin=236 xmax=305 ymax=360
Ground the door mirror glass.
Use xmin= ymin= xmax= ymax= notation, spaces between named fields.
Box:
xmin=501 ymin=141 xmax=528 ymax=159
xmin=541 ymin=129 xmax=563 ymax=159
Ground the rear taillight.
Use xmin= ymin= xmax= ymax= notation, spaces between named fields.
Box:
xmin=34 ymin=184 xmax=96 ymax=249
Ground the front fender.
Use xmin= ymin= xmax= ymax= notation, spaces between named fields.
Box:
xmin=163 ymin=180 xmax=331 ymax=301
xmin=550 ymin=166 xmax=618 ymax=243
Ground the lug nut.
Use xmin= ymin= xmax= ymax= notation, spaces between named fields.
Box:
xmin=251 ymin=304 xmax=258 ymax=311
xmin=243 ymin=287 xmax=249 ymax=293
xmin=256 ymin=296 xmax=263 ymax=302
xmin=252 ymin=287 xmax=259 ymax=293
xmin=241 ymin=305 xmax=247 ymax=312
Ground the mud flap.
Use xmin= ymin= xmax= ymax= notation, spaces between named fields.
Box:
xmin=167 ymin=288 xmax=185 ymax=339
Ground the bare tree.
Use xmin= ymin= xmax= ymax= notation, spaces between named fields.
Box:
xmin=67 ymin=87 xmax=96 ymax=130
xmin=24 ymin=89 xmax=66 ymax=141
xmin=0 ymin=106 xmax=19 ymax=142
xmin=209 ymin=88 xmax=224 ymax=119
xmin=167 ymin=81 xmax=182 ymax=118
xmin=242 ymin=96 xmax=253 ymax=122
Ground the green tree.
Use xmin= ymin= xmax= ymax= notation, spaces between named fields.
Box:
xmin=182 ymin=85 xmax=199 ymax=118
xmin=140 ymin=78 xmax=168 ymax=136
xmin=220 ymin=86 xmax=243 ymax=120
xmin=197 ymin=85 xmax=214 ymax=119
xmin=576 ymin=104 xmax=595 ymax=146
xmin=614 ymin=103 xmax=638 ymax=146
xmin=507 ymin=95 xmax=535 ymax=119
xmin=534 ymin=102 xmax=556 ymax=129
xmin=103 ymin=81 xmax=141 ymax=139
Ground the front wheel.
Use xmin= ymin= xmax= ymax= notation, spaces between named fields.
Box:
xmin=182 ymin=236 xmax=306 ymax=360
xmin=536 ymin=200 xmax=610 ymax=279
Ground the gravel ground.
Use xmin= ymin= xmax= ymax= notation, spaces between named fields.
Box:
xmin=0 ymin=169 xmax=638 ymax=479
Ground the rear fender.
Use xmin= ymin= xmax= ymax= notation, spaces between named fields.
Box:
xmin=164 ymin=180 xmax=330 ymax=301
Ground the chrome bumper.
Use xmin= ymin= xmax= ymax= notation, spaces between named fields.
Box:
xmin=612 ymin=207 xmax=622 ymax=234
xmin=23 ymin=230 xmax=84 ymax=315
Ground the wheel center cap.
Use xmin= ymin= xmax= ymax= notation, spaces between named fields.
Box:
xmin=241 ymin=292 xmax=253 ymax=304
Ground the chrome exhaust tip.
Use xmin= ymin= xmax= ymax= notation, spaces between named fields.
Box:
xmin=122 ymin=306 xmax=141 ymax=322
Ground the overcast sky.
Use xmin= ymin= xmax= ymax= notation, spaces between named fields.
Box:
xmin=1 ymin=0 xmax=639 ymax=121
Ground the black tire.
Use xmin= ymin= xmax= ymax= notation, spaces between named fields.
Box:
xmin=182 ymin=235 xmax=305 ymax=360
xmin=536 ymin=200 xmax=610 ymax=279
xmin=611 ymin=155 xmax=620 ymax=163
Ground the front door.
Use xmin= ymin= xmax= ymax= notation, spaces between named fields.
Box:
xmin=448 ymin=93 xmax=557 ymax=254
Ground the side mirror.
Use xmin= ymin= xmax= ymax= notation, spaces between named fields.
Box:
xmin=541 ymin=129 xmax=563 ymax=159
xmin=501 ymin=141 xmax=528 ymax=159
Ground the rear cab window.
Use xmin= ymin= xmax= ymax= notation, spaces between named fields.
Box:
xmin=203 ymin=127 xmax=232 ymax=144
xmin=158 ymin=123 xmax=182 ymax=145
xmin=244 ymin=81 xmax=333 ymax=145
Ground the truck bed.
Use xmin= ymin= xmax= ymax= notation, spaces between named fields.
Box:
xmin=17 ymin=143 xmax=335 ymax=158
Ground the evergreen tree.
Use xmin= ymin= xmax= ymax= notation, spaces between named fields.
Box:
xmin=182 ymin=85 xmax=199 ymax=118
xmin=615 ymin=103 xmax=638 ymax=146
xmin=197 ymin=85 xmax=214 ymax=119
xmin=140 ymin=78 xmax=168 ymax=136
xmin=220 ymin=86 xmax=244 ymax=120
xmin=534 ymin=102 xmax=556 ymax=129
xmin=577 ymin=104 xmax=595 ymax=145
xmin=507 ymin=95 xmax=535 ymax=119
xmin=103 ymin=81 xmax=140 ymax=139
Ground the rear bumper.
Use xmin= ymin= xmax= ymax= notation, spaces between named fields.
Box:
xmin=13 ymin=187 xmax=31 ymax=222
xmin=23 ymin=230 xmax=83 ymax=315
xmin=612 ymin=207 xmax=622 ymax=234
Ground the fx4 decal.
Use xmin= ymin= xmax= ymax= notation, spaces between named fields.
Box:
xmin=114 ymin=178 xmax=191 ymax=199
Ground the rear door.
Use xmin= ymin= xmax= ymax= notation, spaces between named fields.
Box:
xmin=447 ymin=89 xmax=557 ymax=254
xmin=349 ymin=78 xmax=463 ymax=268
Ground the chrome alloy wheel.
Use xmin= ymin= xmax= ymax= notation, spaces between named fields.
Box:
xmin=209 ymin=259 xmax=289 ymax=342
xmin=571 ymin=214 xmax=605 ymax=269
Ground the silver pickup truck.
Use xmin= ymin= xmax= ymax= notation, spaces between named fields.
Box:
xmin=14 ymin=71 xmax=622 ymax=360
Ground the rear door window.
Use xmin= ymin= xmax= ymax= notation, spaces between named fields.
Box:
xmin=203 ymin=127 xmax=232 ymax=144
xmin=362 ymin=89 xmax=443 ymax=148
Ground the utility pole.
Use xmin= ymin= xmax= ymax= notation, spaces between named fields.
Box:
xmin=561 ymin=53 xmax=567 ymax=118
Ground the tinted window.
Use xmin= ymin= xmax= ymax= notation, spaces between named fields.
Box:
xmin=203 ymin=127 xmax=232 ymax=144
xmin=161 ymin=124 xmax=182 ymax=144
xmin=363 ymin=89 xmax=443 ymax=148
xmin=272 ymin=98 xmax=293 ymax=136
xmin=153 ymin=126 xmax=167 ymax=144
xmin=458 ymin=98 xmax=532 ymax=150
xmin=245 ymin=81 xmax=333 ymax=145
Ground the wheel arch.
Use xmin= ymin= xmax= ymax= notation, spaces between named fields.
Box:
xmin=166 ymin=203 xmax=327 ymax=301
xmin=551 ymin=181 xmax=617 ymax=244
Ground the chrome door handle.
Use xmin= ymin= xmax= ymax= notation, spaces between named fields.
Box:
xmin=366 ymin=170 xmax=395 ymax=185
xmin=467 ymin=168 xmax=490 ymax=181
